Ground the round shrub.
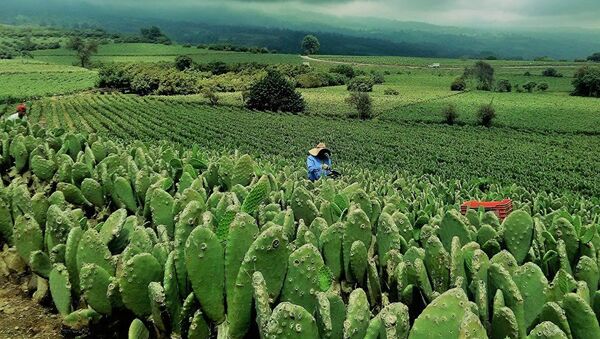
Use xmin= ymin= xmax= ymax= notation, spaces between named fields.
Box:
xmin=245 ymin=70 xmax=305 ymax=113
xmin=175 ymin=55 xmax=193 ymax=71
xmin=442 ymin=104 xmax=459 ymax=125
xmin=345 ymin=91 xmax=373 ymax=120
xmin=477 ymin=103 xmax=496 ymax=127
xmin=347 ymin=76 xmax=374 ymax=92
xmin=384 ymin=88 xmax=400 ymax=96
xmin=450 ymin=77 xmax=466 ymax=91
xmin=537 ymin=83 xmax=549 ymax=92
xmin=496 ymin=79 xmax=512 ymax=93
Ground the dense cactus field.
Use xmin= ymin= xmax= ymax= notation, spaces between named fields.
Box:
xmin=27 ymin=94 xmax=600 ymax=196
xmin=2 ymin=118 xmax=600 ymax=338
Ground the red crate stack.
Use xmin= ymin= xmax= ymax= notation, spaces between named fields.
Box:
xmin=460 ymin=199 xmax=513 ymax=221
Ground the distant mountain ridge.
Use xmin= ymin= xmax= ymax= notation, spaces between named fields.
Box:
xmin=1 ymin=0 xmax=599 ymax=59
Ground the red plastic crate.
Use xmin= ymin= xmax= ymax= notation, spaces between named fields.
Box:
xmin=460 ymin=199 xmax=513 ymax=221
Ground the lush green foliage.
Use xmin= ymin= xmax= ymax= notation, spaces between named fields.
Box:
xmin=245 ymin=70 xmax=305 ymax=113
xmin=571 ymin=66 xmax=600 ymax=98
xmin=26 ymin=94 xmax=600 ymax=196
xmin=301 ymin=35 xmax=320 ymax=55
xmin=345 ymin=91 xmax=373 ymax=119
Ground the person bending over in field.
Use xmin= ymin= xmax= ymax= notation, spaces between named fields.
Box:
xmin=307 ymin=143 xmax=332 ymax=181
xmin=5 ymin=102 xmax=27 ymax=122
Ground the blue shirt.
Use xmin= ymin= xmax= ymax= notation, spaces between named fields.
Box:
xmin=307 ymin=155 xmax=332 ymax=181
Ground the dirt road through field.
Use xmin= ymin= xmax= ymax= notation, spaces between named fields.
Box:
xmin=301 ymin=55 xmax=582 ymax=70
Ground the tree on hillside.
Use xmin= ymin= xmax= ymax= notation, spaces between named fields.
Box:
xmin=67 ymin=36 xmax=98 ymax=68
xmin=301 ymin=35 xmax=320 ymax=55
xmin=587 ymin=53 xmax=600 ymax=62
xmin=572 ymin=66 xmax=600 ymax=98
xmin=245 ymin=70 xmax=305 ymax=113
xmin=141 ymin=26 xmax=171 ymax=45
xmin=464 ymin=61 xmax=495 ymax=91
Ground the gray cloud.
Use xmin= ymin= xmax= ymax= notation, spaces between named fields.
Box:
xmin=45 ymin=0 xmax=600 ymax=28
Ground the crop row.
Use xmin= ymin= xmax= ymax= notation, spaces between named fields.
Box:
xmin=27 ymin=94 xmax=600 ymax=196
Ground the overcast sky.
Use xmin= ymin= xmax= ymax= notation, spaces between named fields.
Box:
xmin=42 ymin=0 xmax=600 ymax=29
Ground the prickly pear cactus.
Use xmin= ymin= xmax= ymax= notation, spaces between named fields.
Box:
xmin=319 ymin=222 xmax=344 ymax=281
xmin=344 ymin=288 xmax=370 ymax=339
xmin=81 ymin=178 xmax=105 ymax=208
xmin=241 ymin=175 xmax=271 ymax=215
xmin=562 ymin=293 xmax=600 ymax=339
xmin=528 ymin=321 xmax=569 ymax=339
xmin=185 ymin=226 xmax=225 ymax=324
xmin=350 ymin=240 xmax=368 ymax=286
xmin=80 ymin=263 xmax=113 ymax=315
xmin=128 ymin=318 xmax=150 ymax=339
xmin=376 ymin=212 xmax=402 ymax=267
xmin=408 ymin=288 xmax=469 ymax=339
xmin=228 ymin=225 xmax=290 ymax=339
xmin=291 ymin=186 xmax=319 ymax=225
xmin=119 ymin=253 xmax=163 ymax=317
xmin=502 ymin=210 xmax=533 ymax=264
xmin=439 ymin=210 xmax=471 ymax=252
xmin=265 ymin=302 xmax=319 ymax=339
xmin=343 ymin=208 xmax=372 ymax=282
xmin=512 ymin=262 xmax=548 ymax=329
xmin=281 ymin=244 xmax=329 ymax=315
xmin=13 ymin=214 xmax=43 ymax=264
xmin=253 ymin=271 xmax=272 ymax=338
xmin=150 ymin=188 xmax=175 ymax=237
xmin=49 ymin=263 xmax=72 ymax=316
xmin=76 ymin=228 xmax=115 ymax=276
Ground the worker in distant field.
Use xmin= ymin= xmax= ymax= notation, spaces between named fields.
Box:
xmin=6 ymin=102 xmax=28 ymax=121
xmin=307 ymin=143 xmax=332 ymax=181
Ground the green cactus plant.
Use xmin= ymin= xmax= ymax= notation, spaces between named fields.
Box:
xmin=49 ymin=263 xmax=72 ymax=316
xmin=81 ymin=178 xmax=105 ymax=208
xmin=228 ymin=225 xmax=290 ymax=339
xmin=491 ymin=306 xmax=519 ymax=339
xmin=185 ymin=225 xmax=225 ymax=324
xmin=281 ymin=244 xmax=329 ymax=315
xmin=265 ymin=302 xmax=319 ymax=339
xmin=439 ymin=210 xmax=472 ymax=252
xmin=538 ymin=302 xmax=573 ymax=339
xmin=80 ymin=263 xmax=113 ymax=315
xmin=253 ymin=271 xmax=271 ymax=338
xmin=528 ymin=321 xmax=568 ymax=339
xmin=424 ymin=235 xmax=450 ymax=294
xmin=148 ymin=282 xmax=171 ymax=333
xmin=344 ymin=288 xmax=370 ymax=339
xmin=128 ymin=318 xmax=150 ymax=339
xmin=319 ymin=222 xmax=344 ymax=281
xmin=562 ymin=293 xmax=600 ymax=339
xmin=343 ymin=208 xmax=372 ymax=282
xmin=241 ymin=175 xmax=271 ymax=215
xmin=150 ymin=188 xmax=175 ymax=237
xmin=502 ymin=210 xmax=533 ymax=264
xmin=119 ymin=253 xmax=163 ymax=317
xmin=30 ymin=250 xmax=52 ymax=278
xmin=13 ymin=214 xmax=43 ymax=264
xmin=408 ymin=288 xmax=469 ymax=339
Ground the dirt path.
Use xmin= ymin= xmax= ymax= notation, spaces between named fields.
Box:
xmin=0 ymin=279 xmax=63 ymax=339
xmin=301 ymin=55 xmax=581 ymax=70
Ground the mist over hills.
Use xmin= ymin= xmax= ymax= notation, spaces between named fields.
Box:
xmin=2 ymin=0 xmax=599 ymax=60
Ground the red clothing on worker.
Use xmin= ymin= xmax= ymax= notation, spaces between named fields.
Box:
xmin=16 ymin=104 xmax=27 ymax=113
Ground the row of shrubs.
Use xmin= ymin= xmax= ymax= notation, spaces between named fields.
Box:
xmin=451 ymin=77 xmax=550 ymax=93
xmin=442 ymin=103 xmax=497 ymax=127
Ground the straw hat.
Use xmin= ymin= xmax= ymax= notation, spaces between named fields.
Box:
xmin=308 ymin=143 xmax=330 ymax=157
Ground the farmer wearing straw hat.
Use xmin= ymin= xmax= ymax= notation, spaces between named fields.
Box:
xmin=307 ymin=143 xmax=332 ymax=181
